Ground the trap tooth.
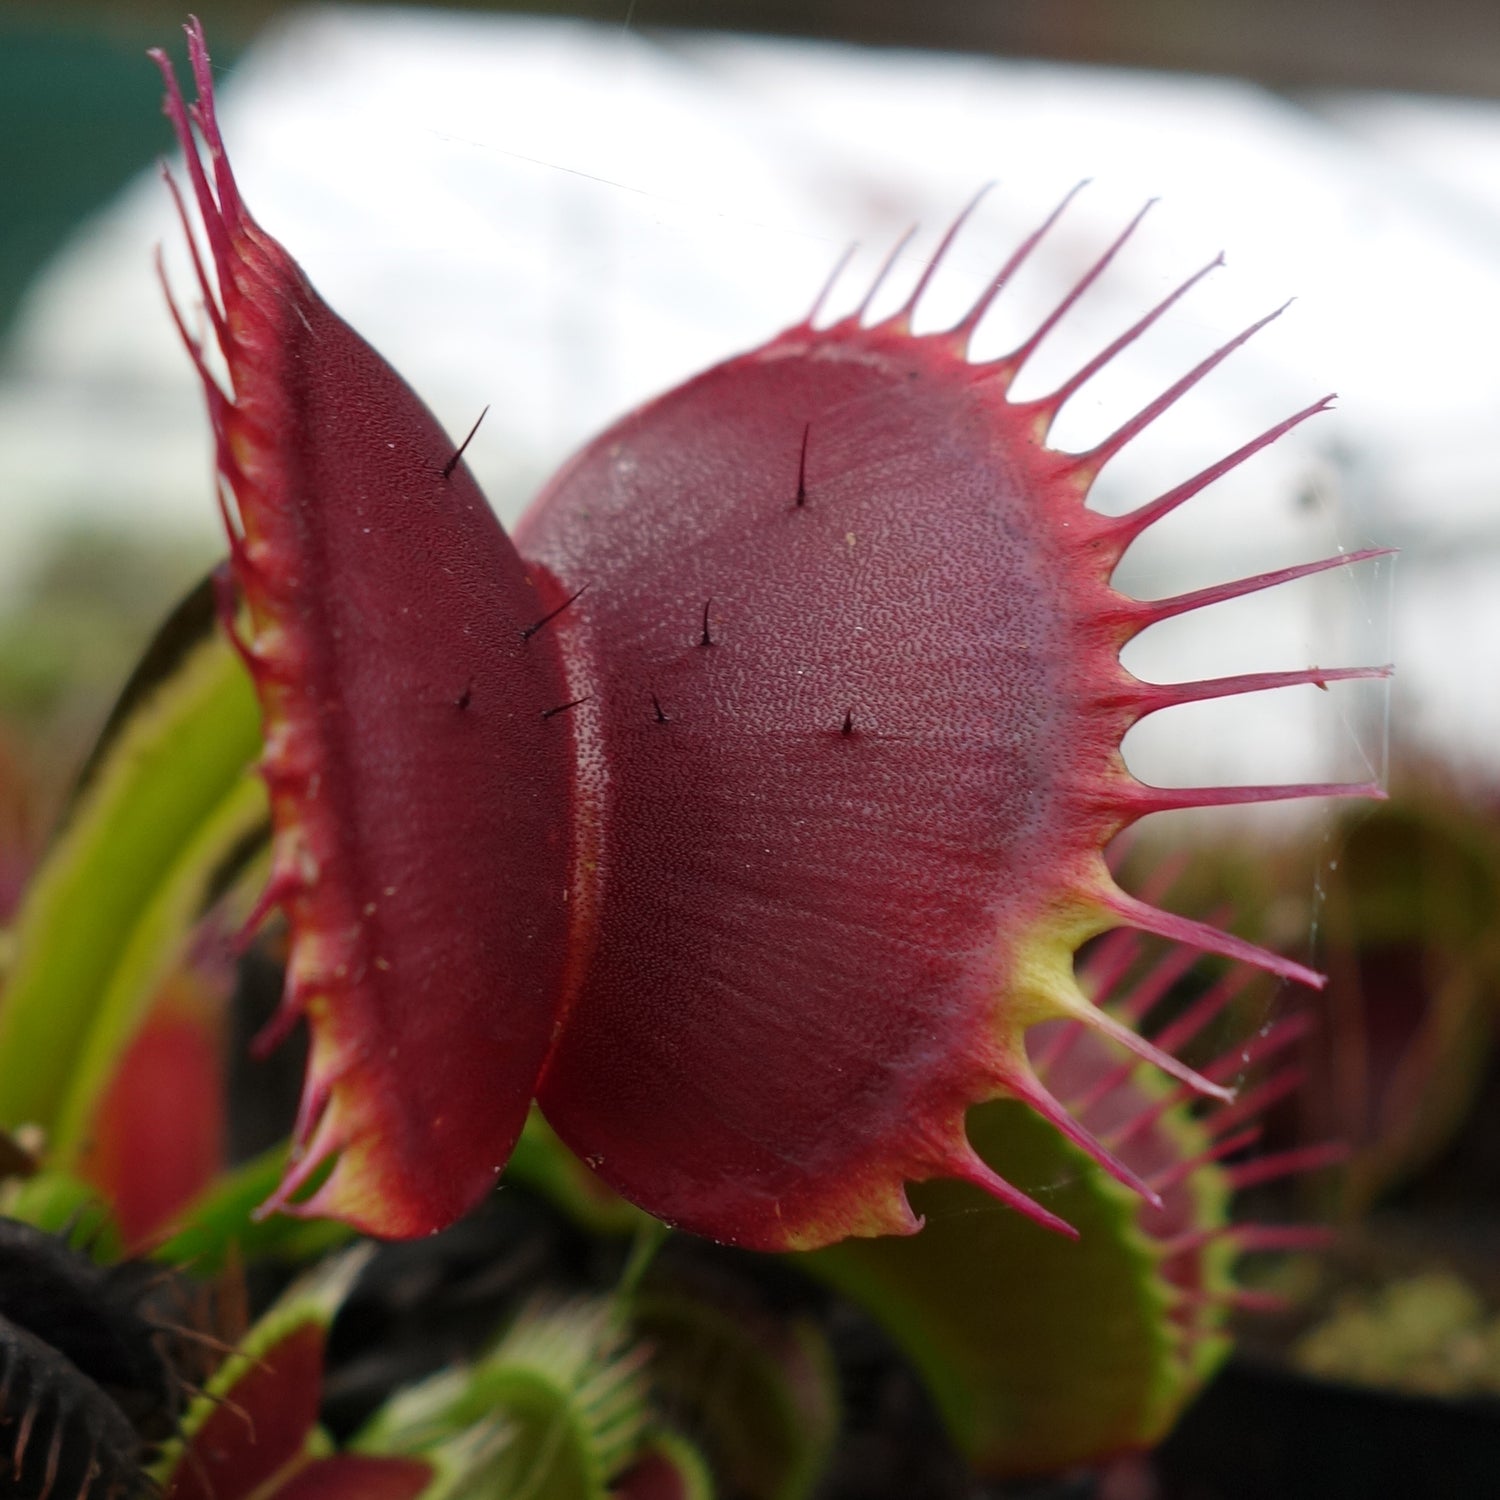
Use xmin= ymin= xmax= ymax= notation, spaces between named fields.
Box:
xmin=1101 ymin=395 xmax=1340 ymax=559
xmin=980 ymin=192 xmax=1147 ymax=374
xmin=1115 ymin=546 xmax=1396 ymax=637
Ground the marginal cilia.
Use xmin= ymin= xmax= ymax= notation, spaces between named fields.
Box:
xmin=152 ymin=19 xmax=1388 ymax=1252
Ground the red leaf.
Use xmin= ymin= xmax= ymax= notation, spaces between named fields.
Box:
xmin=612 ymin=1449 xmax=700 ymax=1500
xmin=166 ymin=1322 xmax=323 ymax=1500
xmin=80 ymin=953 xmax=230 ymax=1249
xmin=271 ymin=1456 xmax=435 ymax=1500
xmin=152 ymin=22 xmax=578 ymax=1236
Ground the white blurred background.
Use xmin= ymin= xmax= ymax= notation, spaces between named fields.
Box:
xmin=7 ymin=2 xmax=1496 ymax=803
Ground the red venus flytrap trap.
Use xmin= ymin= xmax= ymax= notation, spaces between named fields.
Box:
xmin=153 ymin=29 xmax=580 ymax=1240
xmin=152 ymin=20 xmax=1387 ymax=1253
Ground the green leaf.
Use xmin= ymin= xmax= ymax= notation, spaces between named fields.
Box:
xmin=804 ymin=1090 xmax=1233 ymax=1477
xmin=151 ymin=1143 xmax=351 ymax=1275
xmin=630 ymin=1289 xmax=837 ymax=1500
xmin=0 ymin=1165 xmax=121 ymax=1259
xmin=505 ymin=1108 xmax=649 ymax=1237
xmin=0 ymin=581 xmax=264 ymax=1139
xmin=360 ymin=1298 xmax=649 ymax=1500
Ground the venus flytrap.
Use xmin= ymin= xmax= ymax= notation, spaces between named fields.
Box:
xmin=152 ymin=18 xmax=1381 ymax=1252
xmin=0 ymin=16 xmax=1384 ymax=1493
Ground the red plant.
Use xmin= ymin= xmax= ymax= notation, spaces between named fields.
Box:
xmin=153 ymin=19 xmax=1384 ymax=1252
xmin=153 ymin=30 xmax=577 ymax=1239
xmin=78 ymin=929 xmax=233 ymax=1250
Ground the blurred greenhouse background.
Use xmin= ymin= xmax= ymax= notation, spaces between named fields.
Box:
xmin=11 ymin=0 xmax=1497 ymax=804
